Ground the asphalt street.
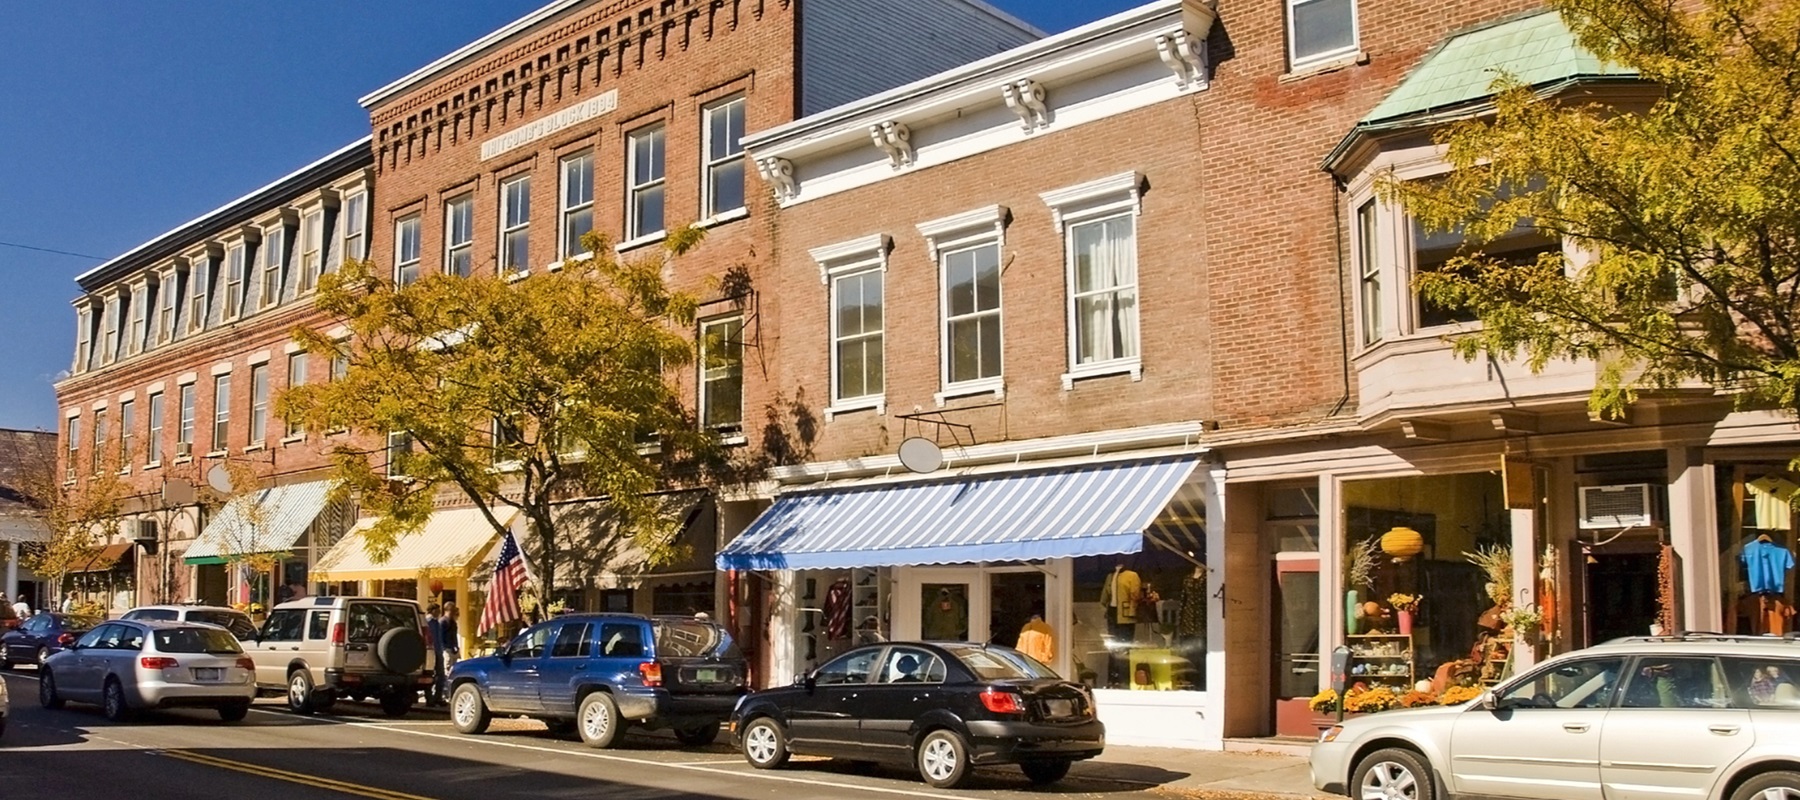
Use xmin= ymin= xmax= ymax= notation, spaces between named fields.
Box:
xmin=0 ymin=670 xmax=1184 ymax=800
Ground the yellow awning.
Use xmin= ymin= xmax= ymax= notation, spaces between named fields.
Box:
xmin=311 ymin=507 xmax=519 ymax=583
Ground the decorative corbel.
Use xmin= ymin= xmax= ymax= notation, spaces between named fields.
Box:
xmin=869 ymin=121 xmax=915 ymax=169
xmin=1155 ymin=29 xmax=1208 ymax=89
xmin=1001 ymin=79 xmax=1049 ymax=132
xmin=755 ymin=156 xmax=798 ymax=202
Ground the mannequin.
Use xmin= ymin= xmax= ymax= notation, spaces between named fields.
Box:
xmin=922 ymin=586 xmax=968 ymax=640
xmin=1017 ymin=614 xmax=1055 ymax=663
xmin=1098 ymin=564 xmax=1141 ymax=631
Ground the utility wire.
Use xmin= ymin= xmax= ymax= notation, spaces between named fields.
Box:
xmin=0 ymin=240 xmax=105 ymax=261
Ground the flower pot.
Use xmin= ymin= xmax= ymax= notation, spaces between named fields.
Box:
xmin=1398 ymin=610 xmax=1414 ymax=636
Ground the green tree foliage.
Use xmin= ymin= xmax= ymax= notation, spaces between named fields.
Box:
xmin=1389 ymin=0 xmax=1800 ymax=419
xmin=280 ymin=229 xmax=722 ymax=599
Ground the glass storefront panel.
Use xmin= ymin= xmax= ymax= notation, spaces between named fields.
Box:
xmin=1072 ymin=546 xmax=1208 ymax=692
xmin=795 ymin=567 xmax=888 ymax=673
xmin=1717 ymin=464 xmax=1799 ymax=635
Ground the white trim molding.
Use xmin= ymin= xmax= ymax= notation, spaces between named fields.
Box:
xmin=1154 ymin=28 xmax=1208 ymax=89
xmin=1040 ymin=171 xmax=1144 ymax=233
xmin=209 ymin=361 xmax=234 ymax=376
xmin=247 ymin=350 xmax=272 ymax=366
xmin=869 ymin=122 xmax=916 ymax=169
xmin=917 ymin=205 xmax=1009 ymax=261
xmin=176 ymin=371 xmax=198 ymax=386
xmin=756 ymin=157 xmax=798 ymax=202
xmin=809 ymin=234 xmax=892 ymax=285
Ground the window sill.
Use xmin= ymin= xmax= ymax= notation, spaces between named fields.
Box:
xmin=711 ymin=428 xmax=747 ymax=447
xmin=697 ymin=208 xmax=749 ymax=229
xmin=544 ymin=252 xmax=593 ymax=273
xmin=635 ymin=443 xmax=663 ymax=456
xmin=1061 ymin=358 xmax=1143 ymax=390
xmin=825 ymin=396 xmax=885 ymax=421
xmin=174 ymin=456 xmax=193 ymax=466
xmin=144 ymin=461 xmax=161 ymax=471
xmin=116 ymin=468 xmax=131 ymax=477
xmin=1281 ymin=50 xmax=1368 ymax=82
xmin=935 ymin=379 xmax=1005 ymax=408
xmin=204 ymin=450 xmax=228 ymax=460
xmin=504 ymin=268 xmax=531 ymax=283
xmin=616 ymin=232 xmax=665 ymax=254
xmin=280 ymin=434 xmax=307 ymax=446
xmin=244 ymin=443 xmax=266 ymax=453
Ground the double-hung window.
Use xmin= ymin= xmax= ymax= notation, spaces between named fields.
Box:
xmin=126 ymin=287 xmax=146 ymax=356
xmin=91 ymin=408 xmax=107 ymax=475
xmin=627 ymin=126 xmax=666 ymax=241
xmin=445 ymin=194 xmax=474 ymax=277
xmin=224 ymin=243 xmax=246 ymax=320
xmin=1287 ymin=0 xmax=1358 ymax=67
xmin=211 ymin=374 xmax=231 ymax=453
xmin=340 ymin=191 xmax=367 ymax=268
xmin=146 ymin=392 xmax=164 ymax=464
xmin=1408 ymin=179 xmax=1560 ymax=330
xmin=100 ymin=298 xmax=119 ymax=363
xmin=499 ymin=175 xmax=531 ymax=273
xmin=177 ymin=384 xmax=196 ymax=456
xmin=812 ymin=235 xmax=889 ymax=415
xmin=1356 ymin=200 xmax=1383 ymax=346
xmin=74 ymin=308 xmax=92 ymax=373
xmin=249 ymin=363 xmax=269 ymax=446
xmin=1042 ymin=174 xmax=1144 ymax=386
xmin=560 ymin=152 xmax=595 ymax=258
xmin=119 ymin=400 xmax=135 ymax=468
xmin=260 ymin=225 xmax=285 ymax=309
xmin=285 ymin=352 xmax=308 ymax=438
xmin=920 ymin=207 xmax=1008 ymax=400
xmin=702 ymin=95 xmax=747 ymax=219
xmin=65 ymin=416 xmax=79 ymax=481
xmin=158 ymin=270 xmax=179 ymax=344
xmin=386 ymin=431 xmax=414 ymax=478
xmin=189 ymin=259 xmax=210 ymax=333
xmin=394 ymin=214 xmax=421 ymax=286
xmin=299 ymin=209 xmax=324 ymax=292
xmin=699 ymin=316 xmax=744 ymax=433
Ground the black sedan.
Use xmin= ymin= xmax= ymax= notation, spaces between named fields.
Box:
xmin=729 ymin=641 xmax=1103 ymax=788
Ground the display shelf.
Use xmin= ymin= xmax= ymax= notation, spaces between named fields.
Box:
xmin=1348 ymin=633 xmax=1415 ymax=686
xmin=851 ymin=567 xmax=885 ymax=645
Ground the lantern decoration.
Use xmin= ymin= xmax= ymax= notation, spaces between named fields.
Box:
xmin=1381 ymin=526 xmax=1425 ymax=560
xmin=429 ymin=578 xmax=445 ymax=595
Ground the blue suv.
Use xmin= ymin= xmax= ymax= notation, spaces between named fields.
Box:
xmin=448 ymin=614 xmax=746 ymax=748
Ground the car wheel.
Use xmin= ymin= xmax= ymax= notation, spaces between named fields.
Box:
xmin=674 ymin=723 xmax=720 ymax=747
xmin=102 ymin=678 xmax=132 ymax=722
xmin=38 ymin=669 xmax=64 ymax=709
xmin=218 ymin=703 xmax=251 ymax=722
xmin=916 ymin=729 xmax=972 ymax=789
xmin=1021 ymin=759 xmax=1073 ymax=785
xmin=740 ymin=717 xmax=790 ymax=769
xmin=35 ymin=647 xmax=49 ymax=668
xmin=0 ymin=648 xmax=12 ymax=670
xmin=287 ymin=669 xmax=318 ymax=715
xmin=577 ymin=692 xmax=623 ymax=749
xmin=1354 ymin=747 xmax=1436 ymax=800
xmin=1730 ymin=771 xmax=1800 ymax=800
xmin=451 ymin=684 xmax=491 ymax=734
xmin=375 ymin=628 xmax=426 ymax=674
xmin=378 ymin=688 xmax=414 ymax=717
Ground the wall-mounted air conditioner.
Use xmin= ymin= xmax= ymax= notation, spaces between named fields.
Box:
xmin=1579 ymin=483 xmax=1656 ymax=530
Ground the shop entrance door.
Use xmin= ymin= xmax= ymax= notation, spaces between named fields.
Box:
xmin=1272 ymin=556 xmax=1321 ymax=736
xmin=987 ymin=571 xmax=1046 ymax=649
xmin=1584 ymin=551 xmax=1660 ymax=644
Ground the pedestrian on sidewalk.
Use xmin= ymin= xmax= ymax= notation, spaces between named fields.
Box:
xmin=425 ymin=603 xmax=445 ymax=707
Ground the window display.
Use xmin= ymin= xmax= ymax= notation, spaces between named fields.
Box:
xmin=1719 ymin=466 xmax=1800 ymax=636
xmin=1072 ymin=550 xmax=1207 ymax=691
xmin=795 ymin=567 xmax=887 ymax=672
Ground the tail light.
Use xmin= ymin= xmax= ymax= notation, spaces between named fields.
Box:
xmin=330 ymin=623 xmax=345 ymax=645
xmin=140 ymin=657 xmax=179 ymax=670
xmin=979 ymin=689 xmax=1026 ymax=714
xmin=235 ymin=657 xmax=256 ymax=672
xmin=56 ymin=633 xmax=76 ymax=647
xmin=639 ymin=662 xmax=663 ymax=688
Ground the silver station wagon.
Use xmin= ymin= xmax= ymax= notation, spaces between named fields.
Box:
xmin=1312 ymin=634 xmax=1800 ymax=800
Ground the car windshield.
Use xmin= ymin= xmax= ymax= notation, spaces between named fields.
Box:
xmin=941 ymin=644 xmax=1060 ymax=681
xmin=652 ymin=619 xmax=740 ymax=658
xmin=347 ymin=603 xmax=418 ymax=644
xmin=155 ymin=627 xmax=244 ymax=655
xmin=188 ymin=610 xmax=257 ymax=639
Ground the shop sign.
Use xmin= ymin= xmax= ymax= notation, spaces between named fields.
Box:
xmin=481 ymin=90 xmax=619 ymax=161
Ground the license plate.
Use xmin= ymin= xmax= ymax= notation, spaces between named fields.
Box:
xmin=1046 ymin=699 xmax=1074 ymax=717
xmin=193 ymin=668 xmax=223 ymax=682
xmin=694 ymin=668 xmax=719 ymax=683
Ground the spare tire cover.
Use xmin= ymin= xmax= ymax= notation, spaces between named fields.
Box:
xmin=376 ymin=627 xmax=426 ymax=675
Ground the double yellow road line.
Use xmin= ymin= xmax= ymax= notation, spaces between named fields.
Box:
xmin=158 ymin=749 xmax=437 ymax=800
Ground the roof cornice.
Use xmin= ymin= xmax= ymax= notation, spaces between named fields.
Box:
xmin=357 ymin=0 xmax=590 ymax=110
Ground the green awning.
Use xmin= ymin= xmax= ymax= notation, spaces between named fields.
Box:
xmin=183 ymin=555 xmax=230 ymax=566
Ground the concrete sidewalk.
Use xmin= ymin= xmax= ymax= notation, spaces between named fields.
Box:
xmin=1081 ymin=744 xmax=1329 ymax=799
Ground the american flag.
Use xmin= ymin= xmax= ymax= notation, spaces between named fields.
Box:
xmin=479 ymin=528 xmax=530 ymax=634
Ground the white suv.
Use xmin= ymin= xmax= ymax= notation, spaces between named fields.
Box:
xmin=1312 ymin=634 xmax=1800 ymax=800
xmin=246 ymin=596 xmax=432 ymax=717
xmin=122 ymin=605 xmax=257 ymax=640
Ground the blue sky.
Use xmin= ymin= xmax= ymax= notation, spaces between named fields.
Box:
xmin=0 ymin=0 xmax=1138 ymax=433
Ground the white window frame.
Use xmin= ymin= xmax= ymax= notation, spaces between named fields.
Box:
xmin=444 ymin=193 xmax=474 ymax=278
xmin=284 ymin=351 xmax=308 ymax=439
xmin=919 ymin=206 xmax=1009 ymax=405
xmin=101 ymin=296 xmax=121 ymax=364
xmin=260 ymin=224 xmax=285 ymax=309
xmin=118 ymin=399 xmax=134 ymax=470
xmin=1355 ymin=198 xmax=1384 ymax=347
xmin=386 ymin=431 xmax=414 ymax=479
xmin=211 ymin=373 xmax=231 ymax=454
xmin=1286 ymin=0 xmax=1360 ymax=69
xmin=339 ymin=191 xmax=367 ymax=268
xmin=65 ymin=415 xmax=80 ymax=482
xmin=1040 ymin=173 xmax=1145 ymax=388
xmin=223 ymin=242 xmax=246 ymax=321
xmin=394 ymin=214 xmax=421 ymax=286
xmin=74 ymin=307 xmax=92 ymax=373
xmin=157 ymin=269 xmax=179 ymax=344
xmin=248 ymin=363 xmax=269 ymax=446
xmin=559 ymin=151 xmax=595 ymax=260
xmin=698 ymin=314 xmax=745 ymax=435
xmin=146 ymin=391 xmax=165 ymax=465
xmin=91 ymin=407 xmax=107 ymax=476
xmin=702 ymin=94 xmax=748 ymax=221
xmin=126 ymin=285 xmax=149 ymax=357
xmin=189 ymin=258 xmax=210 ymax=333
xmin=626 ymin=125 xmax=667 ymax=244
xmin=811 ymin=234 xmax=891 ymax=419
xmin=177 ymin=383 xmax=196 ymax=456
xmin=299 ymin=208 xmax=324 ymax=292
xmin=498 ymin=174 xmax=531 ymax=275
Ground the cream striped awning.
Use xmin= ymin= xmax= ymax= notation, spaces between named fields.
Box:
xmin=311 ymin=507 xmax=519 ymax=582
xmin=184 ymin=480 xmax=335 ymax=563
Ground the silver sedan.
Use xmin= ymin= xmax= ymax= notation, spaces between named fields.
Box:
xmin=40 ymin=619 xmax=256 ymax=722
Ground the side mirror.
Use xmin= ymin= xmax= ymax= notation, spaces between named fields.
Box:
xmin=792 ymin=673 xmax=808 ymax=687
xmin=1478 ymin=690 xmax=1498 ymax=711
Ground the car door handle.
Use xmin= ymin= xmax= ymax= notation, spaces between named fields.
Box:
xmin=1563 ymin=723 xmax=1591 ymax=733
xmin=1709 ymin=725 xmax=1740 ymax=736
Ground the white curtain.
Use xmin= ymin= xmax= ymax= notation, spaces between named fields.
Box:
xmin=1075 ymin=216 xmax=1139 ymax=364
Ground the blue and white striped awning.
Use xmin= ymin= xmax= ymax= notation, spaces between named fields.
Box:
xmin=717 ymin=457 xmax=1199 ymax=571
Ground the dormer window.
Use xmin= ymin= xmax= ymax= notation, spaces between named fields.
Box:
xmin=260 ymin=224 xmax=286 ymax=309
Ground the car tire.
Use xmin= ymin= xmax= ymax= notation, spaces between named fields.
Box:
xmin=916 ymin=729 xmax=973 ymax=789
xmin=378 ymin=688 xmax=415 ymax=717
xmin=287 ymin=669 xmax=318 ymax=715
xmin=740 ymin=717 xmax=790 ymax=769
xmin=1 ymin=648 xmax=12 ymax=670
xmin=577 ymin=692 xmax=624 ymax=749
xmin=218 ymin=702 xmax=251 ymax=722
xmin=451 ymin=683 xmax=491 ymax=734
xmin=39 ymin=669 xmax=64 ymax=709
xmin=375 ymin=628 xmax=426 ymax=675
xmin=102 ymin=678 xmax=132 ymax=722
xmin=1731 ymin=771 xmax=1800 ymax=800
xmin=674 ymin=723 xmax=721 ymax=747
xmin=35 ymin=647 xmax=49 ymax=669
xmin=1354 ymin=747 xmax=1436 ymax=800
xmin=1021 ymin=759 xmax=1073 ymax=785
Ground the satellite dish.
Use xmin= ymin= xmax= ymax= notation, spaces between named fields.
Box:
xmin=897 ymin=437 xmax=944 ymax=475
xmin=205 ymin=464 xmax=234 ymax=494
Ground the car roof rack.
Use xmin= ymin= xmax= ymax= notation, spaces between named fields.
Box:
xmin=1602 ymin=632 xmax=1800 ymax=645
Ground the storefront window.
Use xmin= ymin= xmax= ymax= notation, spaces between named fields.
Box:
xmin=1341 ymin=473 xmax=1507 ymax=694
xmin=652 ymin=581 xmax=714 ymax=617
xmin=1072 ymin=545 xmax=1208 ymax=691
xmin=1717 ymin=465 xmax=1799 ymax=636
xmin=795 ymin=567 xmax=888 ymax=673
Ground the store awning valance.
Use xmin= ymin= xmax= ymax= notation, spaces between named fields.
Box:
xmin=0 ymin=514 xmax=50 ymax=543
xmin=717 ymin=457 xmax=1200 ymax=571
xmin=69 ymin=543 xmax=135 ymax=573
xmin=184 ymin=480 xmax=335 ymax=565
xmin=311 ymin=507 xmax=520 ymax=583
